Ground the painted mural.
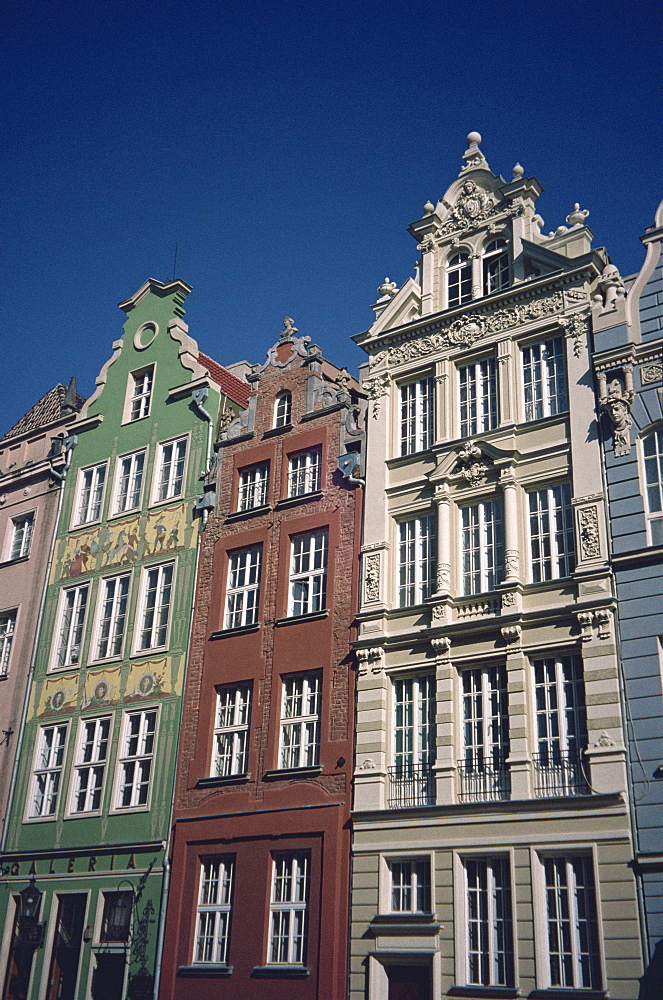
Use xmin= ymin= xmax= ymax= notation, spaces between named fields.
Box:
xmin=81 ymin=663 xmax=123 ymax=711
xmin=124 ymin=656 xmax=171 ymax=702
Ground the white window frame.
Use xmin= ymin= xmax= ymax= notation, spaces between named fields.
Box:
xmin=446 ymin=251 xmax=473 ymax=308
xmin=461 ymin=499 xmax=503 ymax=595
xmin=455 ymin=853 xmax=515 ymax=989
xmin=124 ymin=364 xmax=154 ymax=422
xmin=522 ymin=336 xmax=567 ymax=422
xmin=29 ymin=723 xmax=68 ymax=818
xmin=53 ymin=582 xmax=90 ymax=669
xmin=533 ymin=655 xmax=588 ymax=796
xmin=114 ymin=709 xmax=158 ymax=810
xmin=399 ymin=377 xmax=434 ymax=456
xmin=279 ymin=673 xmax=321 ymax=769
xmin=153 ymin=436 xmax=187 ymax=503
xmin=135 ymin=562 xmax=174 ymax=652
xmin=268 ymin=853 xmax=309 ymax=966
xmin=528 ymin=482 xmax=575 ymax=582
xmin=69 ymin=715 xmax=111 ymax=814
xmin=92 ymin=573 xmax=131 ymax=661
xmin=73 ymin=462 xmax=107 ymax=527
xmin=460 ymin=665 xmax=509 ymax=799
xmin=237 ymin=463 xmax=269 ymax=511
xmin=225 ymin=547 xmax=261 ymax=629
xmin=193 ymin=858 xmax=234 ymax=965
xmin=458 ymin=357 xmax=498 ymax=437
xmin=0 ymin=608 xmax=17 ymax=677
xmin=9 ymin=512 xmax=34 ymax=560
xmin=482 ymin=238 xmax=510 ymax=295
xmin=112 ymin=449 xmax=146 ymax=516
xmin=288 ymin=530 xmax=328 ymax=617
xmin=641 ymin=426 xmax=663 ymax=544
xmin=288 ymin=448 xmax=322 ymax=497
xmin=274 ymin=392 xmax=292 ymax=428
xmin=388 ymin=858 xmax=432 ymax=914
xmin=391 ymin=674 xmax=436 ymax=807
xmin=398 ymin=514 xmax=436 ymax=607
xmin=212 ymin=684 xmax=251 ymax=777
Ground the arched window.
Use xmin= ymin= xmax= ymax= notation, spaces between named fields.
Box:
xmin=447 ymin=252 xmax=472 ymax=307
xmin=642 ymin=426 xmax=663 ymax=544
xmin=274 ymin=391 xmax=292 ymax=428
xmin=483 ymin=239 xmax=509 ymax=294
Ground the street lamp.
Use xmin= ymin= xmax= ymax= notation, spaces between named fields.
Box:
xmin=17 ymin=878 xmax=44 ymax=948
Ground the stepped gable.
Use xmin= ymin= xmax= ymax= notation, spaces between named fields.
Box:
xmin=1 ymin=382 xmax=85 ymax=441
xmin=198 ymin=351 xmax=250 ymax=408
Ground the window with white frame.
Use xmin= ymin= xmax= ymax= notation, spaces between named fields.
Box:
xmin=463 ymin=856 xmax=514 ymax=988
xmin=268 ymin=854 xmax=309 ymax=966
xmin=398 ymin=514 xmax=436 ymax=607
xmin=400 ymin=378 xmax=434 ymax=456
xmin=154 ymin=437 xmax=187 ymax=502
xmin=94 ymin=574 xmax=130 ymax=660
xmin=10 ymin=513 xmax=34 ymax=560
xmin=212 ymin=684 xmax=251 ymax=776
xmin=447 ymin=251 xmax=472 ymax=307
xmin=54 ymin=582 xmax=89 ymax=668
xmin=533 ymin=656 xmax=588 ymax=797
xmin=274 ymin=391 xmax=292 ymax=428
xmin=522 ymin=337 xmax=567 ymax=421
xmin=194 ymin=858 xmax=234 ymax=964
xmin=461 ymin=499 xmax=503 ymax=595
xmin=541 ymin=854 xmax=601 ymax=990
xmin=459 ymin=358 xmax=497 ymax=437
xmin=128 ymin=366 xmax=153 ymax=421
xmin=136 ymin=562 xmax=173 ymax=651
xmin=391 ymin=675 xmax=436 ymax=807
xmin=116 ymin=709 xmax=157 ymax=808
xmin=238 ymin=463 xmax=269 ymax=511
xmin=30 ymin=723 xmax=68 ymax=817
xmin=113 ymin=450 xmax=145 ymax=515
xmin=528 ymin=482 xmax=575 ymax=582
xmin=0 ymin=609 xmax=17 ymax=677
xmin=389 ymin=858 xmax=431 ymax=913
xmin=225 ymin=547 xmax=261 ymax=629
xmin=288 ymin=530 xmax=328 ymax=616
xmin=482 ymin=238 xmax=510 ymax=295
xmin=288 ymin=448 xmax=321 ymax=497
xmin=74 ymin=463 xmax=106 ymax=526
xmin=460 ymin=666 xmax=509 ymax=802
xmin=279 ymin=673 xmax=320 ymax=769
xmin=70 ymin=716 xmax=110 ymax=813
xmin=643 ymin=426 xmax=663 ymax=544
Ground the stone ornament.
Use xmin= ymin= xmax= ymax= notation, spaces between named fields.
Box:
xmin=566 ymin=203 xmax=589 ymax=227
xmin=363 ymin=372 xmax=390 ymax=417
xmin=575 ymin=611 xmax=594 ymax=642
xmin=364 ymin=554 xmax=380 ymax=602
xmin=593 ymin=263 xmax=626 ymax=311
xmin=255 ymin=316 xmax=312 ymax=374
xmin=501 ymin=590 xmax=517 ymax=610
xmin=456 ymin=442 xmax=488 ymax=487
xmin=598 ymin=368 xmax=635 ymax=457
xmin=595 ymin=608 xmax=612 ymax=640
xmin=460 ymin=131 xmax=490 ymax=173
xmin=436 ymin=565 xmax=451 ymax=593
xmin=595 ymin=731 xmax=616 ymax=748
xmin=559 ymin=312 xmax=589 ymax=358
xmin=501 ymin=625 xmax=521 ymax=645
xmin=578 ymin=506 xmax=601 ymax=560
xmin=641 ymin=363 xmax=663 ymax=384
xmin=356 ymin=647 xmax=383 ymax=675
xmin=359 ymin=758 xmax=376 ymax=769
xmin=431 ymin=635 xmax=451 ymax=657
xmin=504 ymin=551 xmax=519 ymax=580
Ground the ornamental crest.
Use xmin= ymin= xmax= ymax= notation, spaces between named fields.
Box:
xmin=456 ymin=442 xmax=488 ymax=486
xmin=455 ymin=180 xmax=493 ymax=221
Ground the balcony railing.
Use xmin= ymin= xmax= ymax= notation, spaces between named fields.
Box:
xmin=388 ymin=764 xmax=436 ymax=808
xmin=457 ymin=760 xmax=510 ymax=802
xmin=534 ymin=749 xmax=590 ymax=798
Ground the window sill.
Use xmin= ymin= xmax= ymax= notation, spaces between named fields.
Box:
xmin=252 ymin=965 xmax=309 ymax=979
xmin=263 ymin=423 xmax=293 ymax=438
xmin=263 ymin=766 xmax=322 ymax=781
xmin=0 ymin=555 xmax=29 ymax=568
xmin=528 ymin=992 xmax=605 ymax=1000
xmin=197 ymin=774 xmax=249 ymax=788
xmin=448 ymin=987 xmax=520 ymax=999
xmin=178 ymin=964 xmax=233 ymax=978
xmin=210 ymin=622 xmax=260 ymax=639
xmin=275 ymin=491 xmax=323 ymax=509
xmin=274 ymin=610 xmax=329 ymax=626
xmin=225 ymin=504 xmax=272 ymax=522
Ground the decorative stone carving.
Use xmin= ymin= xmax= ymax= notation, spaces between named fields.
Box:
xmin=363 ymin=372 xmax=390 ymax=417
xmin=359 ymin=758 xmax=376 ymax=769
xmin=431 ymin=635 xmax=451 ymax=657
xmin=364 ymin=553 xmax=380 ymax=602
xmin=356 ymin=648 xmax=371 ymax=674
xmin=455 ymin=180 xmax=493 ymax=223
xmin=501 ymin=625 xmax=521 ymax=645
xmin=593 ymin=264 xmax=626 ymax=311
xmin=456 ymin=442 xmax=488 ymax=487
xmin=416 ymin=234 xmax=437 ymax=254
xmin=558 ymin=312 xmax=589 ymax=358
xmin=566 ymin=203 xmax=589 ymax=227
xmin=377 ymin=278 xmax=399 ymax=298
xmin=460 ymin=131 xmax=489 ymax=173
xmin=595 ymin=731 xmax=615 ymax=748
xmin=431 ymin=604 xmax=448 ymax=621
xmin=504 ymin=551 xmax=519 ymax=579
xmin=255 ymin=316 xmax=311 ymax=373
xmin=436 ymin=565 xmax=451 ymax=593
xmin=578 ymin=506 xmax=601 ymax=560
xmin=598 ymin=368 xmax=635 ymax=457
xmin=595 ymin=608 xmax=612 ymax=640
xmin=642 ymin=363 xmax=663 ymax=384
xmin=357 ymin=646 xmax=384 ymax=673
xmin=501 ymin=590 xmax=517 ymax=609
xmin=575 ymin=611 xmax=594 ymax=642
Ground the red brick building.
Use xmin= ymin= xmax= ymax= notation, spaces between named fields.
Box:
xmin=159 ymin=320 xmax=364 ymax=999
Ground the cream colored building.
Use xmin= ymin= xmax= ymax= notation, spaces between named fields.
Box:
xmin=350 ymin=134 xmax=642 ymax=1000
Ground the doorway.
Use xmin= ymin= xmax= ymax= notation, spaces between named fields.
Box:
xmin=386 ymin=964 xmax=432 ymax=1000
xmin=45 ymin=895 xmax=86 ymax=1000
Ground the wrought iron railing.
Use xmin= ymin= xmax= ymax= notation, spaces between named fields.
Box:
xmin=534 ymin=749 xmax=590 ymax=798
xmin=388 ymin=764 xmax=436 ymax=808
xmin=457 ymin=760 xmax=510 ymax=802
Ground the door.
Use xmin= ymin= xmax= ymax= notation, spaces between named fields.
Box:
xmin=45 ymin=895 xmax=86 ymax=1000
xmin=387 ymin=964 xmax=432 ymax=1000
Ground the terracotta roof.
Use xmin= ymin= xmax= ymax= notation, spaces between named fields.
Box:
xmin=198 ymin=352 xmax=250 ymax=408
xmin=1 ymin=384 xmax=85 ymax=441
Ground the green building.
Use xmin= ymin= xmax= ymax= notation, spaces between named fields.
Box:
xmin=0 ymin=279 xmax=248 ymax=1000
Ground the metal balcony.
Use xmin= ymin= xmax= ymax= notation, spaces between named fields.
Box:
xmin=534 ymin=749 xmax=590 ymax=797
xmin=457 ymin=760 xmax=510 ymax=802
xmin=388 ymin=764 xmax=436 ymax=808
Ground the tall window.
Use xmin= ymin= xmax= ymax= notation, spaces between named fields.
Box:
xmin=137 ymin=563 xmax=173 ymax=651
xmin=459 ymin=358 xmax=497 ymax=437
xmin=154 ymin=437 xmax=187 ymax=502
xmin=528 ymin=483 xmax=575 ymax=582
xmin=129 ymin=366 xmax=153 ymax=421
xmin=390 ymin=859 xmax=431 ymax=913
xmin=534 ymin=656 xmax=588 ymax=797
xmin=460 ymin=666 xmax=509 ymax=801
xmin=54 ymin=583 xmax=89 ymax=668
xmin=274 ymin=391 xmax=292 ymax=428
xmin=70 ymin=716 xmax=110 ymax=813
xmin=268 ymin=854 xmax=309 ymax=966
xmin=391 ymin=675 xmax=436 ymax=807
xmin=461 ymin=500 xmax=503 ymax=595
xmin=279 ymin=673 xmax=320 ymax=769
xmin=288 ymin=448 xmax=322 ymax=496
xmin=94 ymin=574 xmax=130 ymax=660
xmin=289 ymin=530 xmax=328 ymax=616
xmin=643 ymin=427 xmax=663 ymax=544
xmin=543 ymin=855 xmax=601 ymax=989
xmin=464 ymin=856 xmax=514 ymax=988
xmin=74 ymin=463 xmax=106 ymax=526
xmin=447 ymin=252 xmax=472 ymax=307
xmin=10 ymin=513 xmax=34 ymax=560
xmin=482 ymin=238 xmax=509 ymax=294
xmin=116 ymin=709 xmax=157 ymax=808
xmin=113 ymin=450 xmax=145 ymax=515
xmin=398 ymin=515 xmax=436 ymax=607
xmin=212 ymin=685 xmax=251 ymax=777
xmin=400 ymin=378 xmax=434 ymax=456
xmin=522 ymin=337 xmax=567 ymax=421
xmin=0 ymin=609 xmax=16 ymax=677
xmin=225 ymin=547 xmax=261 ymax=628
xmin=30 ymin=723 xmax=68 ymax=817
xmin=238 ymin=463 xmax=269 ymax=511
xmin=194 ymin=859 xmax=234 ymax=964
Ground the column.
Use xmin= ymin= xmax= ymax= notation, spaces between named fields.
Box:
xmin=501 ymin=470 xmax=520 ymax=584
xmin=435 ymin=484 xmax=451 ymax=596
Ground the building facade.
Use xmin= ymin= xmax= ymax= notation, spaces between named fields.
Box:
xmin=0 ymin=279 xmax=248 ymax=1000
xmin=349 ymin=134 xmax=643 ymax=999
xmin=158 ymin=321 xmax=364 ymax=999
xmin=592 ymin=198 xmax=663 ymax=996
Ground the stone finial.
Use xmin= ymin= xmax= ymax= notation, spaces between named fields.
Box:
xmin=460 ymin=131 xmax=489 ymax=172
xmin=423 ymin=200 xmax=435 ymax=215
xmin=512 ymin=163 xmax=524 ymax=179
xmin=377 ymin=278 xmax=398 ymax=299
xmin=566 ymin=203 xmax=589 ymax=227
xmin=593 ymin=263 xmax=626 ymax=311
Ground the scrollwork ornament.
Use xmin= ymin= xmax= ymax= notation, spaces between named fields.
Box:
xmin=579 ymin=506 xmax=601 ymax=560
xmin=363 ymin=372 xmax=390 ymax=417
xmin=364 ymin=554 xmax=380 ymax=602
xmin=559 ymin=312 xmax=589 ymax=358
xmin=456 ymin=442 xmax=488 ymax=486
xmin=641 ymin=363 xmax=663 ymax=384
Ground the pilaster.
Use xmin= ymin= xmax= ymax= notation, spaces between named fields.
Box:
xmin=432 ymin=637 xmax=455 ymax=805
xmin=504 ymin=644 xmax=533 ymax=800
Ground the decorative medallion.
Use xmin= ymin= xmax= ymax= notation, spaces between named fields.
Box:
xmin=642 ymin=363 xmax=663 ymax=384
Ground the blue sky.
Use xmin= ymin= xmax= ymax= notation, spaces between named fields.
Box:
xmin=2 ymin=0 xmax=660 ymax=434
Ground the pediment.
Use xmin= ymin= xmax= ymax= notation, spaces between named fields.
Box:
xmin=368 ymin=277 xmax=422 ymax=338
xmin=428 ymin=439 xmax=518 ymax=486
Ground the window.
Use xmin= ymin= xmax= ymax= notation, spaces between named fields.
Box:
xmin=534 ymin=656 xmax=588 ymax=797
xmin=137 ymin=563 xmax=173 ymax=651
xmin=483 ymin=238 xmax=509 ymax=294
xmin=522 ymin=337 xmax=567 ymax=421
xmin=274 ymin=391 xmax=292 ymax=428
xmin=70 ymin=716 xmax=110 ymax=813
xmin=128 ymin=366 xmax=153 ymax=421
xmin=464 ymin=856 xmax=514 ymax=987
xmin=154 ymin=437 xmax=187 ymax=502
xmin=461 ymin=500 xmax=503 ymax=596
xmin=0 ymin=609 xmax=16 ymax=677
xmin=459 ymin=358 xmax=497 ymax=437
xmin=390 ymin=675 xmax=436 ymax=807
xmin=100 ymin=891 xmax=133 ymax=943
xmin=288 ymin=449 xmax=321 ymax=497
xmin=113 ymin=450 xmax=145 ymax=515
xmin=389 ymin=859 xmax=431 ymax=913
xmin=528 ymin=483 xmax=575 ymax=582
xmin=459 ymin=666 xmax=509 ymax=801
xmin=288 ymin=530 xmax=328 ymax=616
xmin=194 ymin=859 xmax=234 ymax=964
xmin=54 ymin=583 xmax=89 ymax=668
xmin=212 ymin=685 xmax=251 ymax=777
xmin=400 ymin=378 xmax=434 ymax=456
xmin=225 ymin=547 xmax=261 ymax=628
xmin=268 ymin=854 xmax=309 ymax=966
xmin=398 ymin=514 xmax=436 ymax=607
xmin=279 ymin=673 xmax=321 ymax=769
xmin=643 ymin=427 xmax=663 ymax=544
xmin=74 ymin=463 xmax=106 ymax=526
xmin=447 ymin=252 xmax=472 ymax=307
xmin=10 ymin=513 xmax=34 ymax=560
xmin=238 ymin=463 xmax=269 ymax=511
xmin=116 ymin=709 xmax=157 ymax=808
xmin=94 ymin=574 xmax=130 ymax=660
xmin=542 ymin=855 xmax=601 ymax=989
xmin=30 ymin=723 xmax=68 ymax=817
